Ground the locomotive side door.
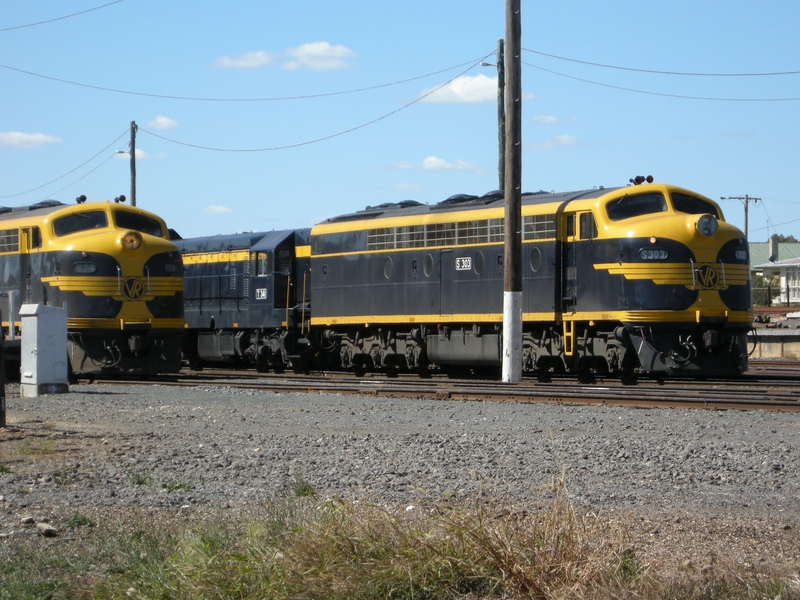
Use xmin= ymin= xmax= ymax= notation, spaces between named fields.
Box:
xmin=561 ymin=214 xmax=577 ymax=314
xmin=439 ymin=249 xmax=454 ymax=316
xmin=561 ymin=211 xmax=598 ymax=314
xmin=19 ymin=226 xmax=40 ymax=304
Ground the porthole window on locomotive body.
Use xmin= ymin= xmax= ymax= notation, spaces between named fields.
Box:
xmin=383 ymin=256 xmax=393 ymax=279
xmin=423 ymin=253 xmax=434 ymax=277
xmin=474 ymin=251 xmax=484 ymax=275
xmin=529 ymin=247 xmax=542 ymax=272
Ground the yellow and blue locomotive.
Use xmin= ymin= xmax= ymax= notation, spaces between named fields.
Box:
xmin=175 ymin=229 xmax=311 ymax=371
xmin=0 ymin=197 xmax=184 ymax=376
xmin=308 ymin=181 xmax=752 ymax=377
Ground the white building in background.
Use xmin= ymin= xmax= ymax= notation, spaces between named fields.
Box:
xmin=750 ymin=238 xmax=800 ymax=306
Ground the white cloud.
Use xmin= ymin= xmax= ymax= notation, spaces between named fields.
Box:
xmin=422 ymin=156 xmax=481 ymax=172
xmin=146 ymin=116 xmax=178 ymax=130
xmin=391 ymin=161 xmax=414 ymax=170
xmin=283 ymin=42 xmax=356 ymax=71
xmin=420 ymin=74 xmax=497 ymax=103
xmin=114 ymin=148 xmax=163 ymax=160
xmin=528 ymin=135 xmax=578 ymax=151
xmin=203 ymin=205 xmax=233 ymax=214
xmin=211 ymin=50 xmax=276 ymax=69
xmin=0 ymin=131 xmax=63 ymax=148
xmin=391 ymin=156 xmax=482 ymax=172
xmin=532 ymin=115 xmax=561 ymax=125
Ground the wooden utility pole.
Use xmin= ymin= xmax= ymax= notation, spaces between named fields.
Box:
xmin=502 ymin=0 xmax=522 ymax=383
xmin=720 ymin=195 xmax=760 ymax=241
xmin=129 ymin=120 xmax=138 ymax=207
xmin=496 ymin=38 xmax=506 ymax=191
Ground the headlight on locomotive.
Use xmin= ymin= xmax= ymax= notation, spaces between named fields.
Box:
xmin=696 ymin=214 xmax=718 ymax=237
xmin=122 ymin=231 xmax=143 ymax=251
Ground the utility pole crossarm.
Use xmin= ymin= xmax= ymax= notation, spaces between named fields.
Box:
xmin=720 ymin=195 xmax=761 ymax=240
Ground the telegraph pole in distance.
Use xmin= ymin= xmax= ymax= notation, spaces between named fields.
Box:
xmin=502 ymin=0 xmax=522 ymax=383
xmin=720 ymin=195 xmax=760 ymax=240
xmin=129 ymin=120 xmax=138 ymax=207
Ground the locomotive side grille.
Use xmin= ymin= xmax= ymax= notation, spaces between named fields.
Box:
xmin=363 ymin=214 xmax=556 ymax=252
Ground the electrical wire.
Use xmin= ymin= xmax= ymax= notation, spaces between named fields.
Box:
xmin=0 ymin=0 xmax=125 ymax=33
xmin=139 ymin=55 xmax=492 ymax=152
xmin=0 ymin=129 xmax=128 ymax=201
xmin=523 ymin=47 xmax=800 ymax=77
xmin=0 ymin=57 xmax=488 ymax=102
xmin=523 ymin=61 xmax=800 ymax=102
xmin=35 ymin=153 xmax=118 ymax=202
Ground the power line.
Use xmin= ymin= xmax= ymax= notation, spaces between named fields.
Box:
xmin=751 ymin=219 xmax=800 ymax=233
xmin=523 ymin=61 xmax=800 ymax=102
xmin=0 ymin=0 xmax=125 ymax=33
xmin=0 ymin=130 xmax=128 ymax=200
xmin=0 ymin=57 xmax=488 ymax=102
xmin=523 ymin=48 xmax=800 ymax=77
xmin=35 ymin=153 xmax=118 ymax=203
xmin=139 ymin=55 xmax=492 ymax=152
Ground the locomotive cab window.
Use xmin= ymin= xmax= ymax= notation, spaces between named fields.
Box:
xmin=252 ymin=251 xmax=274 ymax=276
xmin=606 ymin=192 xmax=667 ymax=221
xmin=670 ymin=192 xmax=720 ymax=218
xmin=566 ymin=215 xmax=576 ymax=239
xmin=276 ymin=248 xmax=293 ymax=274
xmin=53 ymin=210 xmax=108 ymax=236
xmin=579 ymin=213 xmax=598 ymax=240
xmin=114 ymin=211 xmax=164 ymax=237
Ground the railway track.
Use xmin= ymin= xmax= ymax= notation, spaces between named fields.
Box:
xmin=75 ymin=359 xmax=800 ymax=413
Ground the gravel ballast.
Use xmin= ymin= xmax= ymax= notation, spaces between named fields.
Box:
xmin=2 ymin=382 xmax=800 ymax=570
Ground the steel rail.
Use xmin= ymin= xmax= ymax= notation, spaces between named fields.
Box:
xmin=79 ymin=369 xmax=800 ymax=412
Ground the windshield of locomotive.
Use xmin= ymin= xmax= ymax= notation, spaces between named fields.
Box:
xmin=605 ymin=192 xmax=667 ymax=221
xmin=53 ymin=210 xmax=108 ymax=236
xmin=670 ymin=192 xmax=720 ymax=218
xmin=114 ymin=210 xmax=164 ymax=237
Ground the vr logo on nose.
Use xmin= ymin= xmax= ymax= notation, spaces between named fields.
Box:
xmin=122 ymin=277 xmax=145 ymax=300
xmin=694 ymin=264 xmax=719 ymax=289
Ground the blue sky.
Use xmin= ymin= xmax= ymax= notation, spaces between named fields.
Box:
xmin=1 ymin=0 xmax=798 ymax=241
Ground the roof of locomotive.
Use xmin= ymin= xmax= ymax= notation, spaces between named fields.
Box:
xmin=318 ymin=187 xmax=622 ymax=225
xmin=0 ymin=199 xmax=167 ymax=225
xmin=175 ymin=229 xmax=310 ymax=254
xmin=0 ymin=200 xmax=70 ymax=222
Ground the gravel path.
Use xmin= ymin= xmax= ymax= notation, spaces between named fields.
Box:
xmin=2 ymin=381 xmax=800 ymax=570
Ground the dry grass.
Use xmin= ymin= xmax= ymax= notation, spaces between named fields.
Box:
xmin=1 ymin=481 xmax=799 ymax=599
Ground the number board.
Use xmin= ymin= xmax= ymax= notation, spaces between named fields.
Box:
xmin=455 ymin=257 xmax=472 ymax=271
xmin=255 ymin=288 xmax=267 ymax=300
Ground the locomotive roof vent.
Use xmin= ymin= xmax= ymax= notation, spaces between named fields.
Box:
xmin=437 ymin=193 xmax=479 ymax=206
xmin=28 ymin=200 xmax=64 ymax=211
xmin=364 ymin=200 xmax=423 ymax=211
